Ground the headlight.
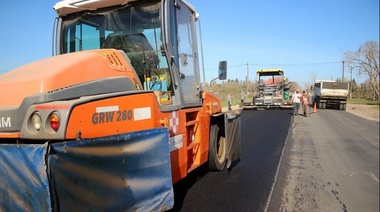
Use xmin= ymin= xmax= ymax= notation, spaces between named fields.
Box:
xmin=31 ymin=112 xmax=42 ymax=131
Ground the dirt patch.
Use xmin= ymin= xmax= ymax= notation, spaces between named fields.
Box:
xmin=345 ymin=103 xmax=379 ymax=122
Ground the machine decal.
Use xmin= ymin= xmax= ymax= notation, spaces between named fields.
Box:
xmin=169 ymin=134 xmax=183 ymax=152
xmin=133 ymin=107 xmax=151 ymax=121
xmin=35 ymin=104 xmax=70 ymax=110
xmin=169 ymin=111 xmax=179 ymax=133
xmin=92 ymin=106 xmax=132 ymax=124
xmin=116 ymin=110 xmax=133 ymax=122
xmin=0 ymin=117 xmax=11 ymax=128
xmin=96 ymin=106 xmax=119 ymax=113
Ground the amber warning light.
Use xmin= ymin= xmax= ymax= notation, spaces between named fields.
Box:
xmin=49 ymin=112 xmax=60 ymax=131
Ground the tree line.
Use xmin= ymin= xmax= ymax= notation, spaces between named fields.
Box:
xmin=205 ymin=41 xmax=379 ymax=103
xmin=344 ymin=41 xmax=379 ymax=101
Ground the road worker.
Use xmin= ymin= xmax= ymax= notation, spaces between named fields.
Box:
xmin=227 ymin=92 xmax=232 ymax=111
xmin=302 ymin=90 xmax=309 ymax=117
xmin=282 ymin=75 xmax=288 ymax=86
xmin=291 ymin=89 xmax=302 ymax=115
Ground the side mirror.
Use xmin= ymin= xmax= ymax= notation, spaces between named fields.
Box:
xmin=218 ymin=61 xmax=227 ymax=80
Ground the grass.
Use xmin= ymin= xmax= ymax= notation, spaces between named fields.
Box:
xmin=221 ymin=99 xmax=242 ymax=107
xmin=348 ymin=98 xmax=379 ymax=111
xmin=347 ymin=98 xmax=379 ymax=105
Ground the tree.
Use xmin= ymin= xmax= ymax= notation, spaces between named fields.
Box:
xmin=311 ymin=72 xmax=318 ymax=83
xmin=344 ymin=41 xmax=379 ymax=101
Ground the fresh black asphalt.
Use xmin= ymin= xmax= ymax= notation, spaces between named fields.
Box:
xmin=169 ymin=109 xmax=292 ymax=212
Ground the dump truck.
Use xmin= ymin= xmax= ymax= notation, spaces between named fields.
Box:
xmin=243 ymin=69 xmax=292 ymax=109
xmin=0 ymin=0 xmax=241 ymax=211
xmin=312 ymin=80 xmax=349 ymax=110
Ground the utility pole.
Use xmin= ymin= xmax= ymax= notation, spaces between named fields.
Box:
xmin=342 ymin=61 xmax=345 ymax=82
xmin=246 ymin=62 xmax=249 ymax=93
xmin=349 ymin=67 xmax=353 ymax=99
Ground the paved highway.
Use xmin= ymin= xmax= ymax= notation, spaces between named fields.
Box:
xmin=169 ymin=108 xmax=379 ymax=212
xmin=169 ymin=109 xmax=292 ymax=212
xmin=271 ymin=109 xmax=379 ymax=211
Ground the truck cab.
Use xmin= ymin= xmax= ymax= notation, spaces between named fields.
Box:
xmin=54 ymin=0 xmax=203 ymax=110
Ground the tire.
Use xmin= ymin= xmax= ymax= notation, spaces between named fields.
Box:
xmin=318 ymin=102 xmax=323 ymax=109
xmin=208 ymin=124 xmax=227 ymax=171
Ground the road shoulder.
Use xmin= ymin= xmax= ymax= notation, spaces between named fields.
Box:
xmin=269 ymin=114 xmax=345 ymax=211
xmin=345 ymin=103 xmax=379 ymax=122
xmin=269 ymin=107 xmax=379 ymax=212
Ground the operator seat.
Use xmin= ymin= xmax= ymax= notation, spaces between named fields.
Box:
xmin=103 ymin=32 xmax=159 ymax=83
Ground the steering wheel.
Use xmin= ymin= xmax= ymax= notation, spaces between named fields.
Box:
xmin=149 ymin=71 xmax=162 ymax=91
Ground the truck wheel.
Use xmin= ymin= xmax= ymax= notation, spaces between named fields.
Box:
xmin=208 ymin=124 xmax=227 ymax=171
xmin=318 ymin=102 xmax=323 ymax=109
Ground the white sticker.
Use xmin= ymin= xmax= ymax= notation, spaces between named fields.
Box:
xmin=169 ymin=134 xmax=183 ymax=152
xmin=134 ymin=107 xmax=151 ymax=121
xmin=96 ymin=106 xmax=119 ymax=113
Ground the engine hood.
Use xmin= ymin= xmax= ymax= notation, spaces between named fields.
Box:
xmin=0 ymin=49 xmax=141 ymax=107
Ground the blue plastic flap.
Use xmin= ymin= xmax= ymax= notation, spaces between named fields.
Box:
xmin=0 ymin=143 xmax=51 ymax=211
xmin=48 ymin=128 xmax=174 ymax=211
xmin=0 ymin=128 xmax=173 ymax=211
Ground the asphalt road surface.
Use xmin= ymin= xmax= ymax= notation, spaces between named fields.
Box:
xmin=271 ymin=109 xmax=379 ymax=212
xmin=169 ymin=109 xmax=292 ymax=212
xmin=169 ymin=108 xmax=379 ymax=212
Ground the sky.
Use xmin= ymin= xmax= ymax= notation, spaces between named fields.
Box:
xmin=0 ymin=0 xmax=379 ymax=89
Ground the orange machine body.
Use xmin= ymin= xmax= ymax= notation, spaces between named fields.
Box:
xmin=0 ymin=1 xmax=241 ymax=210
xmin=0 ymin=49 xmax=140 ymax=107
xmin=64 ymin=87 xmax=222 ymax=183
xmin=0 ymin=49 xmax=223 ymax=183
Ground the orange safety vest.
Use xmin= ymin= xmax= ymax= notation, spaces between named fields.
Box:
xmin=302 ymin=93 xmax=309 ymax=104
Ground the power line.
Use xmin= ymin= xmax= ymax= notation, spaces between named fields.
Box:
xmin=248 ymin=61 xmax=341 ymax=66
xmin=203 ymin=61 xmax=342 ymax=71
